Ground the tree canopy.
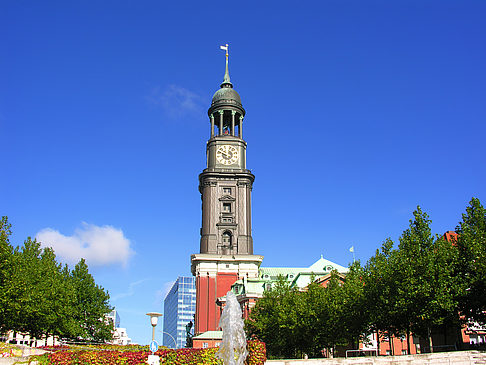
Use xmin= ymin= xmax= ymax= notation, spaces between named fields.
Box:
xmin=455 ymin=197 xmax=486 ymax=324
xmin=0 ymin=217 xmax=113 ymax=343
xmin=247 ymin=198 xmax=486 ymax=358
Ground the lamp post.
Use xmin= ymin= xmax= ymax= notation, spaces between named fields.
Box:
xmin=146 ymin=312 xmax=162 ymax=365
xmin=146 ymin=312 xmax=162 ymax=343
xmin=159 ymin=330 xmax=177 ymax=349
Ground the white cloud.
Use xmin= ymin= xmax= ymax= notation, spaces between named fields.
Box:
xmin=36 ymin=223 xmax=134 ymax=267
xmin=148 ymin=85 xmax=204 ymax=118
xmin=112 ymin=278 xmax=149 ymax=301
xmin=154 ymin=281 xmax=176 ymax=305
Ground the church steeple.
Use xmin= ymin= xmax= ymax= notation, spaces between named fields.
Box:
xmin=207 ymin=45 xmax=245 ymax=140
xmin=191 ymin=46 xmax=263 ymax=336
xmin=198 ymin=44 xmax=254 ymax=255
xmin=220 ymin=43 xmax=232 ymax=88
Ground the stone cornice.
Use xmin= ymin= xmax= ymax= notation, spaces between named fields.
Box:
xmin=191 ymin=253 xmax=263 ymax=275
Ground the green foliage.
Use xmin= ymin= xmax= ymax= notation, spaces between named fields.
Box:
xmin=392 ymin=207 xmax=459 ymax=349
xmin=246 ymin=339 xmax=266 ymax=365
xmin=246 ymin=271 xmax=369 ymax=358
xmin=245 ymin=277 xmax=302 ymax=358
xmin=247 ymin=199 xmax=486 ymax=358
xmin=363 ymin=238 xmax=398 ymax=338
xmin=455 ymin=197 xmax=486 ymax=325
xmin=0 ymin=341 xmax=23 ymax=357
xmin=0 ymin=216 xmax=16 ymax=334
xmin=71 ymin=259 xmax=113 ymax=341
xmin=337 ymin=262 xmax=369 ymax=346
xmin=0 ymin=217 xmax=113 ymax=343
xmin=29 ymin=341 xmax=266 ymax=365
xmin=9 ymin=239 xmax=79 ymax=339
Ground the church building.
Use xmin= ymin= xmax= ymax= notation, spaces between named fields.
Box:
xmin=190 ymin=47 xmax=349 ymax=349
xmin=189 ymin=47 xmax=486 ymax=355
xmin=190 ymin=46 xmax=263 ymax=337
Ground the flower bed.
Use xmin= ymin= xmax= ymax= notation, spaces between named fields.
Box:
xmin=32 ymin=340 xmax=266 ymax=365
xmin=0 ymin=342 xmax=22 ymax=358
xmin=246 ymin=340 xmax=266 ymax=365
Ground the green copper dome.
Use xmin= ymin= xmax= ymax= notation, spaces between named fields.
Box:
xmin=211 ymin=86 xmax=242 ymax=105
xmin=209 ymin=84 xmax=245 ymax=116
xmin=208 ymin=47 xmax=245 ymax=116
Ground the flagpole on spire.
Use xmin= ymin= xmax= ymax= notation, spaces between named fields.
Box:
xmin=220 ymin=44 xmax=231 ymax=85
xmin=349 ymin=245 xmax=356 ymax=263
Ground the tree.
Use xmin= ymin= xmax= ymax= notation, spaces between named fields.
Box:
xmin=338 ymin=262 xmax=369 ymax=349
xmin=363 ymin=238 xmax=400 ymax=354
xmin=8 ymin=237 xmax=72 ymax=341
xmin=297 ymin=278 xmax=327 ymax=357
xmin=57 ymin=264 xmax=79 ymax=338
xmin=0 ymin=216 xmax=17 ymax=334
xmin=455 ymin=197 xmax=486 ymax=325
xmin=13 ymin=237 xmax=46 ymax=339
xmin=36 ymin=247 xmax=77 ymax=340
xmin=246 ymin=277 xmax=302 ymax=358
xmin=394 ymin=207 xmax=459 ymax=352
xmin=0 ymin=220 xmax=113 ymax=343
xmin=70 ymin=259 xmax=113 ymax=341
xmin=319 ymin=272 xmax=346 ymax=356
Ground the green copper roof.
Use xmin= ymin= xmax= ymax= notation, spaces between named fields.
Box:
xmin=231 ymin=256 xmax=349 ymax=296
xmin=260 ymin=256 xmax=348 ymax=279
xmin=193 ymin=330 xmax=223 ymax=340
xmin=308 ymin=256 xmax=348 ymax=272
xmin=212 ymin=45 xmax=239 ymax=102
xmin=222 ymin=52 xmax=231 ymax=87
xmin=259 ymin=267 xmax=302 ymax=278
xmin=212 ymin=86 xmax=241 ymax=104
xmin=208 ymin=45 xmax=245 ymax=116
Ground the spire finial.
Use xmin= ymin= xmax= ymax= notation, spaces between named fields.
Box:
xmin=219 ymin=44 xmax=232 ymax=88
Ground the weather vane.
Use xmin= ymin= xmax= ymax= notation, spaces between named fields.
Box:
xmin=219 ymin=44 xmax=231 ymax=85
xmin=220 ymin=43 xmax=229 ymax=58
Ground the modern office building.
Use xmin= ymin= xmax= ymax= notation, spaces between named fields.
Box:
xmin=163 ymin=276 xmax=196 ymax=349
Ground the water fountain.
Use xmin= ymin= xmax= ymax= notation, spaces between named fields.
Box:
xmin=215 ymin=291 xmax=248 ymax=365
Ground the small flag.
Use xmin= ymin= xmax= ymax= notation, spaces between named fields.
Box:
xmin=220 ymin=44 xmax=228 ymax=51
xmin=349 ymin=246 xmax=354 ymax=253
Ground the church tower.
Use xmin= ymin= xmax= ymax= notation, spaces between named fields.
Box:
xmin=191 ymin=46 xmax=263 ymax=335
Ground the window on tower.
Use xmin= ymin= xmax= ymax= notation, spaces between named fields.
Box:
xmin=223 ymin=203 xmax=231 ymax=212
xmin=223 ymin=187 xmax=232 ymax=194
xmin=222 ymin=232 xmax=232 ymax=247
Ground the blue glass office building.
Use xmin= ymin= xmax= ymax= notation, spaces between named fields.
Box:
xmin=163 ymin=276 xmax=196 ymax=348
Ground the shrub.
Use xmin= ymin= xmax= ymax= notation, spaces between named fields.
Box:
xmin=34 ymin=340 xmax=266 ymax=365
xmin=246 ymin=339 xmax=266 ymax=365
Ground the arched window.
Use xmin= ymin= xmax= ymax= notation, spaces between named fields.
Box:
xmin=222 ymin=231 xmax=232 ymax=247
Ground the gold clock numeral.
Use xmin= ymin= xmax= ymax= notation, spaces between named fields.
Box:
xmin=216 ymin=145 xmax=238 ymax=165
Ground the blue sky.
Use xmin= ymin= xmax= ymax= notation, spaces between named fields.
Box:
xmin=2 ymin=0 xmax=485 ymax=345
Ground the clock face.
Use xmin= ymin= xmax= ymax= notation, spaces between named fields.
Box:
xmin=216 ymin=145 xmax=239 ymax=165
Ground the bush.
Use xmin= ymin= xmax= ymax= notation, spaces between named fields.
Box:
xmin=33 ymin=340 xmax=266 ymax=365
xmin=246 ymin=340 xmax=266 ymax=365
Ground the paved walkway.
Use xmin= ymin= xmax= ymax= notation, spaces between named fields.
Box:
xmin=266 ymin=350 xmax=486 ymax=365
